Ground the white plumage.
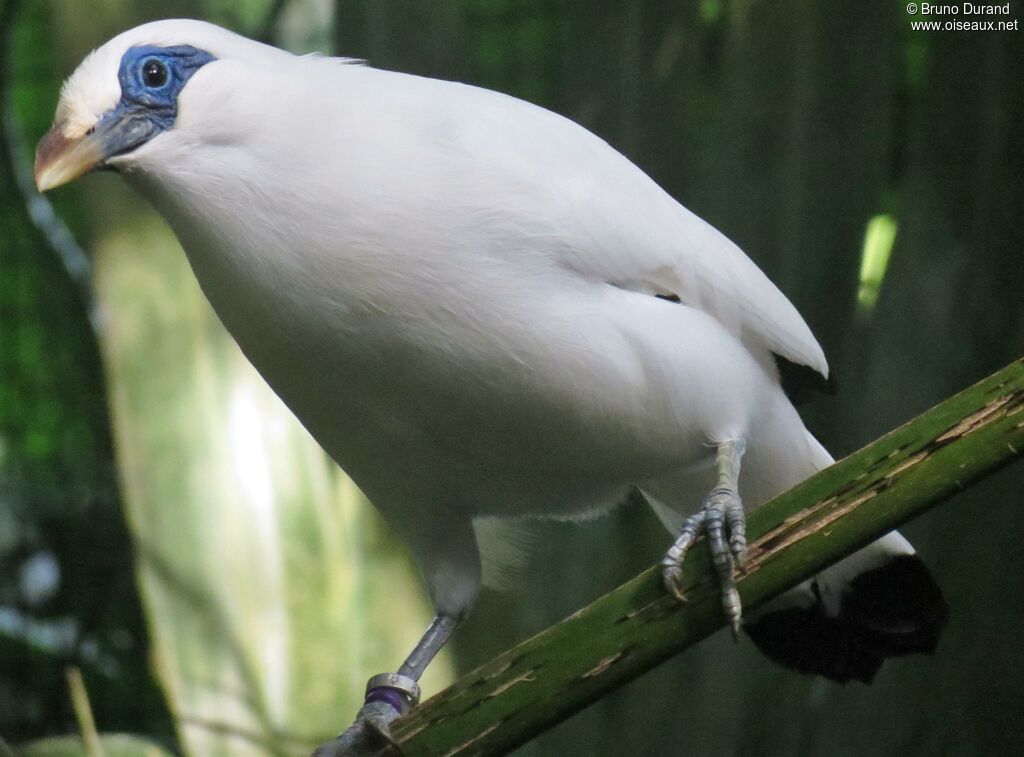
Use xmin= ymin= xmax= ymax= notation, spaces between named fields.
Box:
xmin=38 ymin=19 xmax=947 ymax=748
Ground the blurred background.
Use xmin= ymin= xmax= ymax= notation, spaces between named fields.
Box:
xmin=1 ymin=0 xmax=1022 ymax=755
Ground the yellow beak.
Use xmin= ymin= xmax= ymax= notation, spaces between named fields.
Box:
xmin=34 ymin=122 xmax=105 ymax=192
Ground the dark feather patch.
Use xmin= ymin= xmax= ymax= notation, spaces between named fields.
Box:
xmin=745 ymin=555 xmax=949 ymax=684
xmin=842 ymin=555 xmax=949 ymax=656
xmin=744 ymin=606 xmax=883 ymax=684
xmin=773 ymin=352 xmax=837 ymax=406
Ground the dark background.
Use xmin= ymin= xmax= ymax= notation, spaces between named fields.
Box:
xmin=1 ymin=1 xmax=1022 ymax=755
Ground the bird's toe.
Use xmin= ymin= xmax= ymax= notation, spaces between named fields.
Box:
xmin=661 ymin=560 xmax=689 ymax=602
xmin=311 ymin=701 xmax=401 ymax=757
xmin=660 ymin=488 xmax=748 ymax=633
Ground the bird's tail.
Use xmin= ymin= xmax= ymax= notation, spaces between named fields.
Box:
xmin=645 ymin=395 xmax=948 ymax=684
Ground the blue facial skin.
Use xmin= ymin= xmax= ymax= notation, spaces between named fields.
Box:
xmin=96 ymin=45 xmax=215 ymax=164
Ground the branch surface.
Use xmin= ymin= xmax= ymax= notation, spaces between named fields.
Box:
xmin=386 ymin=358 xmax=1024 ymax=755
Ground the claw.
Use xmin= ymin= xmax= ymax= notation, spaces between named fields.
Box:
xmin=660 ymin=508 xmax=705 ymax=601
xmin=312 ymin=701 xmax=401 ymax=756
xmin=660 ymin=484 xmax=747 ymax=637
xmin=661 ymin=560 xmax=688 ymax=602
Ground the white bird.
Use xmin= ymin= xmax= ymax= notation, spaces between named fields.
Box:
xmin=37 ymin=19 xmax=947 ymax=753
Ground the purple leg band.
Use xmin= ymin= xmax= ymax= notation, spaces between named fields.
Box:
xmin=365 ymin=686 xmax=409 ymax=714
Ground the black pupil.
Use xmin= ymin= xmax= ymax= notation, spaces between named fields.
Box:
xmin=142 ymin=60 xmax=168 ymax=88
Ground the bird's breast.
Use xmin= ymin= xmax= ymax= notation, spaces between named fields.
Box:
xmin=134 ymin=157 xmax=746 ymax=517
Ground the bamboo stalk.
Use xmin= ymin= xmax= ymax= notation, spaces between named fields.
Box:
xmin=66 ymin=667 xmax=104 ymax=757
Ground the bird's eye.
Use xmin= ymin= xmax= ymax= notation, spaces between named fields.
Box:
xmin=141 ymin=58 xmax=169 ymax=89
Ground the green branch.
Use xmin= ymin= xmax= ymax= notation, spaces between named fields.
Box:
xmin=376 ymin=358 xmax=1024 ymax=755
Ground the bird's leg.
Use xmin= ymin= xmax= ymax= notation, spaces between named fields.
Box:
xmin=661 ymin=439 xmax=747 ymax=638
xmin=312 ymin=614 xmax=459 ymax=756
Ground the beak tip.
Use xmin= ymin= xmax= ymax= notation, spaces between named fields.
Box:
xmin=33 ymin=121 xmax=100 ymax=192
xmin=34 ymin=161 xmax=62 ymax=193
xmin=33 ymin=166 xmax=51 ymax=194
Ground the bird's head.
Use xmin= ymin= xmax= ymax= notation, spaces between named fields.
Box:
xmin=35 ymin=19 xmax=285 ymax=192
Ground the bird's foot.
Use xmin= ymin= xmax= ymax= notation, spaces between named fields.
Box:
xmin=660 ymin=486 xmax=747 ymax=638
xmin=311 ymin=674 xmax=420 ymax=757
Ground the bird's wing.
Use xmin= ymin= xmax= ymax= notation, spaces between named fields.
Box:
xmin=555 ymin=198 xmax=829 ymax=377
xmin=311 ymin=63 xmax=827 ymax=375
xmin=414 ymin=75 xmax=829 ymax=377
xmin=526 ymin=116 xmax=828 ymax=377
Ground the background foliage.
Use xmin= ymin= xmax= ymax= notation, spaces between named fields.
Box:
xmin=1 ymin=1 xmax=1021 ymax=755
